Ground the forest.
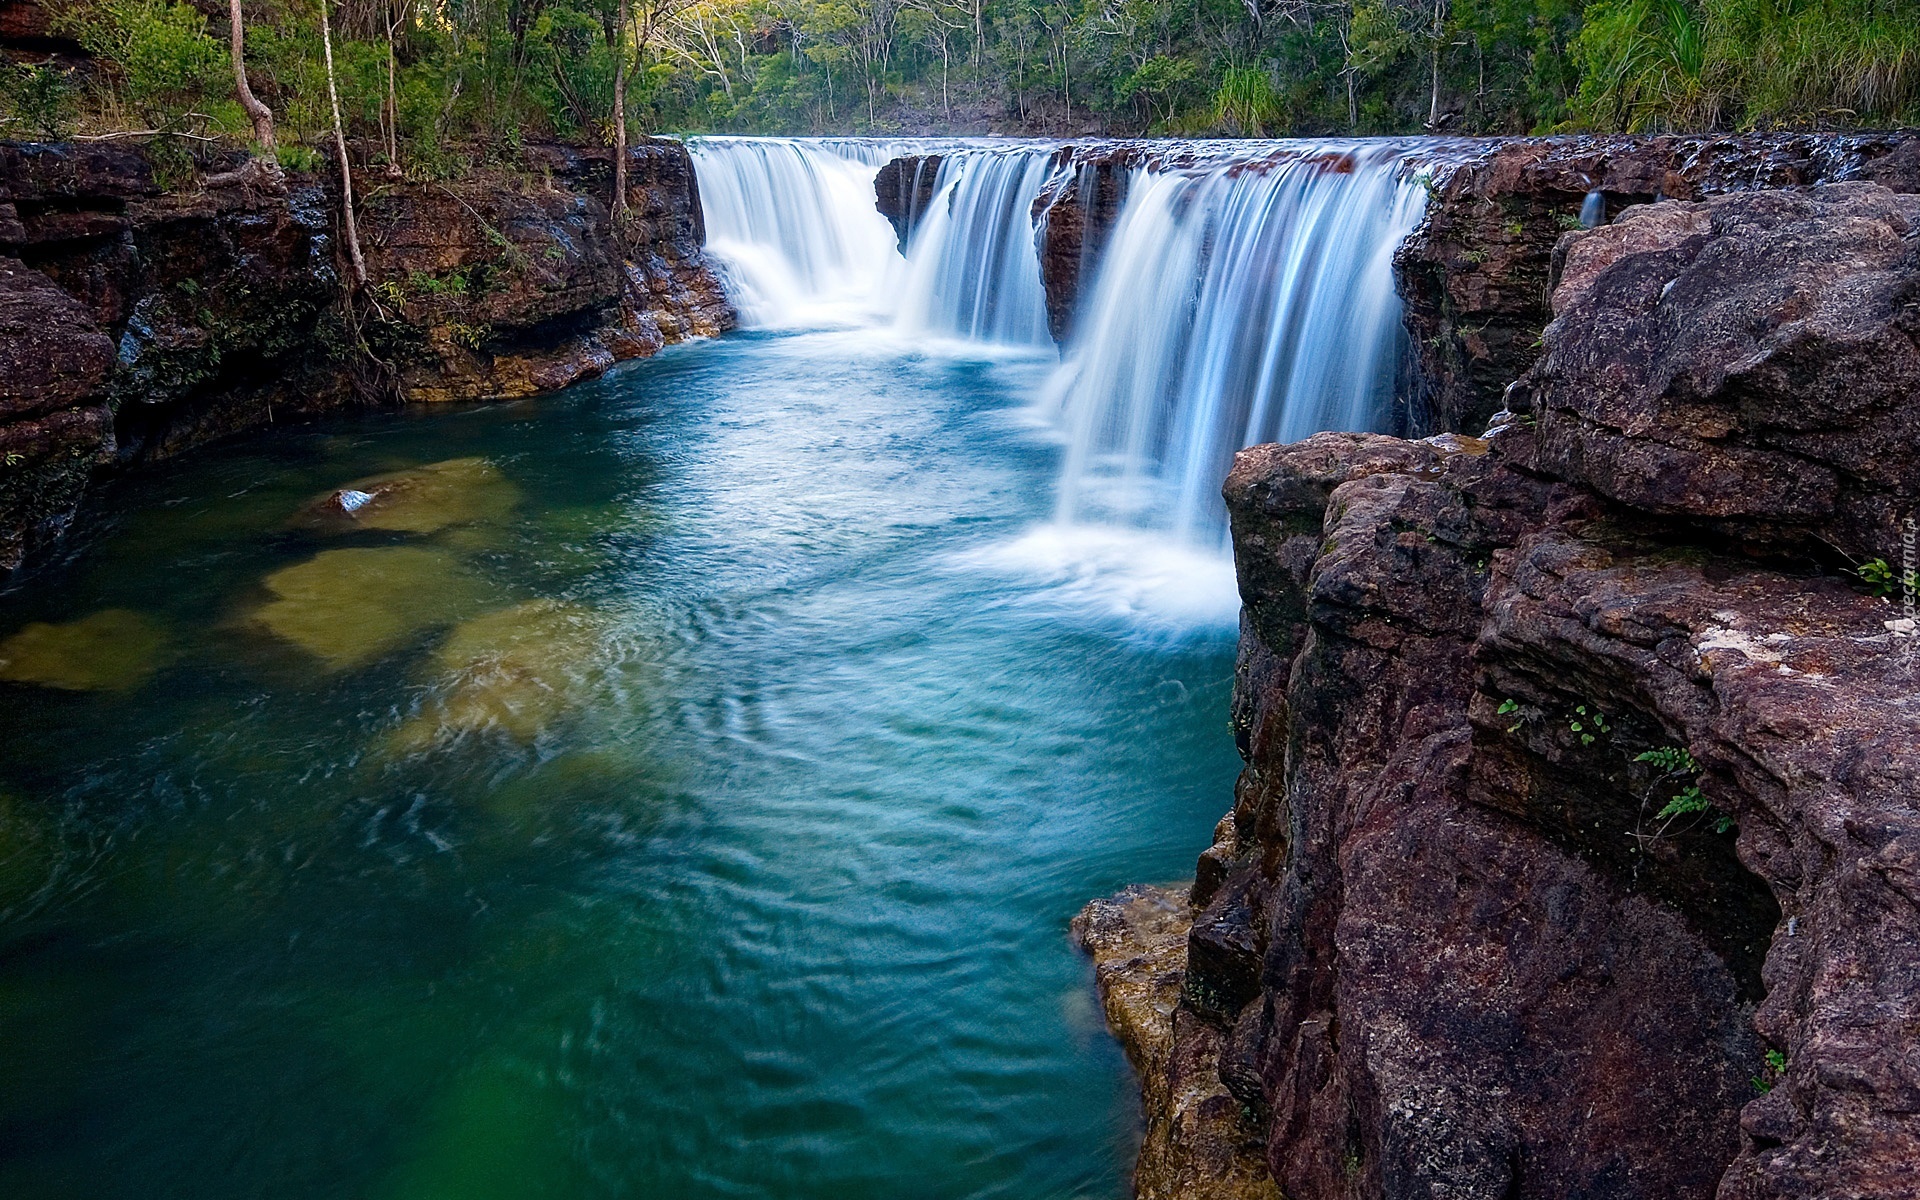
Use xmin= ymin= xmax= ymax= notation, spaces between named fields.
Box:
xmin=0 ymin=0 xmax=1916 ymax=160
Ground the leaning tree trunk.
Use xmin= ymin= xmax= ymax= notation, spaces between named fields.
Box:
xmin=228 ymin=0 xmax=276 ymax=152
xmin=612 ymin=0 xmax=631 ymax=224
xmin=320 ymin=0 xmax=368 ymax=287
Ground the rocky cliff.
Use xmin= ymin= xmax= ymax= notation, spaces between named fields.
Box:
xmin=0 ymin=140 xmax=732 ymax=577
xmin=1084 ymin=182 xmax=1920 ymax=1199
xmin=1393 ymin=132 xmax=1920 ymax=436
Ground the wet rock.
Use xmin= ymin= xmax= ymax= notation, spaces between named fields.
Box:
xmin=249 ymin=546 xmax=490 ymax=669
xmin=301 ymin=457 xmax=521 ymax=535
xmin=1073 ymin=885 xmax=1281 ymax=1200
xmin=0 ymin=608 xmax=169 ymax=691
xmin=1030 ymin=148 xmax=1132 ymax=343
xmin=873 ymin=154 xmax=944 ymax=249
xmin=383 ymin=599 xmax=610 ymax=754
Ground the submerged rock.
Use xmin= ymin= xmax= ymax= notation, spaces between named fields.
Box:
xmin=0 ymin=608 xmax=169 ymax=691
xmin=249 ymin=546 xmax=490 ymax=669
xmin=302 ymin=457 xmax=522 ymax=535
xmin=383 ymin=599 xmax=610 ymax=753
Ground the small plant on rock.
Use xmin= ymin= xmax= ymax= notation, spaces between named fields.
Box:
xmin=1853 ymin=558 xmax=1896 ymax=596
xmin=1569 ymin=704 xmax=1612 ymax=746
xmin=1635 ymin=745 xmax=1733 ymax=834
xmin=1752 ymin=1048 xmax=1787 ymax=1093
xmin=1496 ymin=697 xmax=1543 ymax=734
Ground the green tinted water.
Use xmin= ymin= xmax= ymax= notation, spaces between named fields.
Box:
xmin=0 ymin=329 xmax=1242 ymax=1198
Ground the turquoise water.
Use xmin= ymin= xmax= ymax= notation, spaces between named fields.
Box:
xmin=0 ymin=329 xmax=1242 ymax=1198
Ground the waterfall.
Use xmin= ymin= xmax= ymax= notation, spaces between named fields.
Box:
xmin=686 ymin=135 xmax=1431 ymax=577
xmin=687 ymin=137 xmax=903 ymax=327
xmin=894 ymin=148 xmax=1056 ymax=346
xmin=1047 ymin=143 xmax=1429 ymax=544
xmin=688 ymin=137 xmax=1058 ymax=345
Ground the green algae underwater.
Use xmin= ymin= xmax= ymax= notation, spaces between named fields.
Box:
xmin=0 ymin=330 xmax=1243 ymax=1199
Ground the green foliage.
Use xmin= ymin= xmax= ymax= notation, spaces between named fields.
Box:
xmin=1638 ymin=744 xmax=1733 ymax=833
xmin=1568 ymin=703 xmax=1611 ymax=746
xmin=275 ymin=143 xmax=325 ymax=173
xmin=58 ymin=0 xmax=235 ymax=131
xmin=1214 ymin=67 xmax=1284 ymax=135
xmin=1634 ymin=745 xmax=1698 ymax=775
xmin=1569 ymin=0 xmax=1920 ymax=130
xmin=32 ymin=0 xmax=1919 ymax=156
xmin=1853 ymin=557 xmax=1905 ymax=597
xmin=1570 ymin=0 xmax=1715 ymax=130
xmin=0 ymin=60 xmax=80 ymax=140
xmin=1495 ymin=696 xmax=1540 ymax=733
xmin=1753 ymin=1047 xmax=1787 ymax=1092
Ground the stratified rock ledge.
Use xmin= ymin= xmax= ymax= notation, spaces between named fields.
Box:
xmin=1089 ymin=181 xmax=1920 ymax=1200
xmin=1073 ymin=884 xmax=1281 ymax=1200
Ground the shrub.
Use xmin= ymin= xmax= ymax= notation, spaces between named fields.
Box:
xmin=57 ymin=0 xmax=235 ymax=132
xmin=0 ymin=60 xmax=80 ymax=140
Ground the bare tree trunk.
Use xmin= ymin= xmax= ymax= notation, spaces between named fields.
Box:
xmin=613 ymin=0 xmax=631 ymax=223
xmin=1427 ymin=0 xmax=1444 ymax=127
xmin=385 ymin=0 xmax=401 ymax=173
xmin=228 ymin=0 xmax=276 ymax=152
xmin=320 ymin=0 xmax=368 ymax=287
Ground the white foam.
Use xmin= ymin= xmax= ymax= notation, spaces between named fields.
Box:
xmin=950 ymin=524 xmax=1242 ymax=634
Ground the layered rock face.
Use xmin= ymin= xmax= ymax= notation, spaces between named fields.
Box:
xmin=0 ymin=140 xmax=732 ymax=576
xmin=361 ymin=144 xmax=732 ymax=404
xmin=1088 ymin=183 xmax=1920 ymax=1199
xmin=1395 ymin=132 xmax=1920 ymax=436
xmin=872 ymin=153 xmax=944 ymax=249
xmin=1029 ymin=147 xmax=1132 ymax=342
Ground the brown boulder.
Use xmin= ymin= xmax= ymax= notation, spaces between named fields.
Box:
xmin=1513 ymin=184 xmax=1920 ymax=563
xmin=1393 ymin=131 xmax=1920 ymax=436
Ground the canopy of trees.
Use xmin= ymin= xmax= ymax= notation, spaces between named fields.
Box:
xmin=0 ymin=0 xmax=1913 ymax=157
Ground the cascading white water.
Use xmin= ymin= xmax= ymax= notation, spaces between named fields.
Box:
xmin=894 ymin=149 xmax=1056 ymax=345
xmin=687 ymin=137 xmax=903 ymax=327
xmin=686 ymin=136 xmax=1432 ymax=617
xmin=688 ymin=137 xmax=1059 ymax=346
xmin=1048 ymin=144 xmax=1429 ymax=544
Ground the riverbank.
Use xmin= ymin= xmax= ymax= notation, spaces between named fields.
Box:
xmin=1088 ymin=180 xmax=1920 ymax=1199
xmin=0 ymin=139 xmax=733 ymax=577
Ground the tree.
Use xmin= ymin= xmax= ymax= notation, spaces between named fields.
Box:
xmin=228 ymin=0 xmax=277 ymax=150
xmin=319 ymin=0 xmax=368 ymax=286
xmin=614 ymin=0 xmax=632 ymax=220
